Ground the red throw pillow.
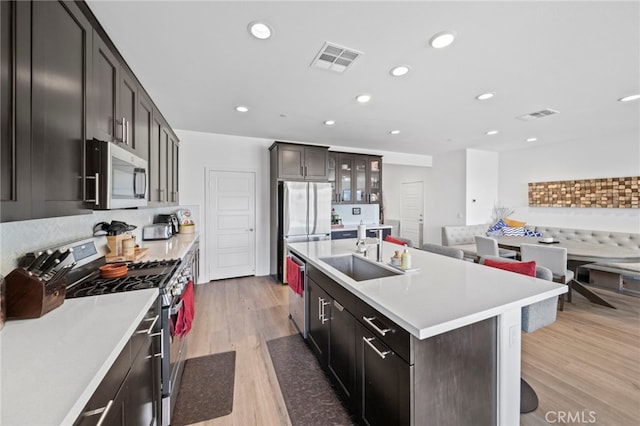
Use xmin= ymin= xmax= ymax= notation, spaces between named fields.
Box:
xmin=484 ymin=259 xmax=537 ymax=277
xmin=384 ymin=235 xmax=407 ymax=246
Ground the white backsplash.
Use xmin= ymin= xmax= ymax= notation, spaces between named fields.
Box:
xmin=0 ymin=205 xmax=200 ymax=276
xmin=332 ymin=204 xmax=379 ymax=226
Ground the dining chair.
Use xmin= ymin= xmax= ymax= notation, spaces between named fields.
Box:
xmin=474 ymin=235 xmax=518 ymax=260
xmin=479 ymin=255 xmax=558 ymax=413
xmin=520 ymin=243 xmax=574 ymax=311
xmin=421 ymin=243 xmax=464 ymax=260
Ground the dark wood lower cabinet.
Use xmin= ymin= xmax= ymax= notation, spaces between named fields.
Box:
xmin=328 ymin=298 xmax=356 ymax=399
xmin=356 ymin=323 xmax=412 ymax=426
xmin=305 ymin=264 xmax=497 ymax=426
xmin=307 ymin=278 xmax=330 ymax=363
xmin=75 ymin=300 xmax=159 ymax=426
xmin=127 ymin=338 xmax=155 ymax=426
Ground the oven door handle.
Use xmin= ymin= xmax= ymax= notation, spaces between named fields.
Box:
xmin=169 ymin=300 xmax=183 ymax=316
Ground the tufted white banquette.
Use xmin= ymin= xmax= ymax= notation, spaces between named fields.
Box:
xmin=442 ymin=224 xmax=640 ymax=260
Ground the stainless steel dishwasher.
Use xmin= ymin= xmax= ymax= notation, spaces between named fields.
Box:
xmin=288 ymin=251 xmax=307 ymax=338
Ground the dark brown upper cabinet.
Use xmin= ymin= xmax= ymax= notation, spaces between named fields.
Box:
xmin=148 ymin=111 xmax=179 ymax=207
xmin=2 ymin=0 xmax=91 ymax=221
xmin=1 ymin=0 xmax=32 ymax=221
xmin=1 ymin=0 xmax=179 ymax=222
xmin=270 ymin=142 xmax=329 ymax=181
xmin=89 ymin=31 xmax=145 ymax=159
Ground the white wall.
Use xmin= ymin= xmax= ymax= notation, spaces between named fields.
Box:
xmin=425 ymin=149 xmax=467 ymax=243
xmin=0 ymin=205 xmax=196 ymax=276
xmin=466 ymin=149 xmax=499 ymax=225
xmin=499 ymin=131 xmax=640 ymax=233
xmin=176 ymin=129 xmax=272 ymax=277
xmin=382 ymin=163 xmax=430 ymax=230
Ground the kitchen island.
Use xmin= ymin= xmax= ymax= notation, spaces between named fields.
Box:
xmin=0 ymin=289 xmax=158 ymax=425
xmin=288 ymin=239 xmax=567 ymax=425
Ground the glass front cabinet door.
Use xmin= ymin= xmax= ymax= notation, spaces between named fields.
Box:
xmin=338 ymin=155 xmax=353 ymax=203
xmin=368 ymin=157 xmax=381 ymax=203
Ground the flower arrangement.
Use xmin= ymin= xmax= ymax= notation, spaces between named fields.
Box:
xmin=490 ymin=203 xmax=514 ymax=223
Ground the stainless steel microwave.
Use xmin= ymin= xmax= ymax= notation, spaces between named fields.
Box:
xmin=85 ymin=139 xmax=148 ymax=209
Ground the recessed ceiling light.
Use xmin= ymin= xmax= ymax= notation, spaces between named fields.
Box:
xmin=324 ymin=120 xmax=336 ymax=126
xmin=485 ymin=130 xmax=499 ymax=135
xmin=235 ymin=106 xmax=249 ymax=113
xmin=389 ymin=130 xmax=401 ymax=135
xmin=429 ymin=31 xmax=456 ymax=49
xmin=526 ymin=137 xmax=538 ymax=142
xmin=476 ymin=92 xmax=495 ymax=101
xmin=390 ymin=66 xmax=410 ymax=77
xmin=356 ymin=94 xmax=372 ymax=103
xmin=618 ymin=94 xmax=640 ymax=102
xmin=248 ymin=21 xmax=272 ymax=40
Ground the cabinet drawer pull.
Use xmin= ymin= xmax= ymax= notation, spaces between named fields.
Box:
xmin=363 ymin=337 xmax=392 ymax=359
xmin=363 ymin=316 xmax=392 ymax=336
xmin=333 ymin=300 xmax=344 ymax=312
xmin=320 ymin=298 xmax=331 ymax=324
xmin=136 ymin=315 xmax=159 ymax=335
xmin=81 ymin=399 xmax=114 ymax=425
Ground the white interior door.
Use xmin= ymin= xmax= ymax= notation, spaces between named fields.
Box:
xmin=401 ymin=181 xmax=424 ymax=247
xmin=207 ymin=170 xmax=256 ymax=280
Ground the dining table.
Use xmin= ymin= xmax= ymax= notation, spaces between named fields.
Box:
xmin=495 ymin=236 xmax=640 ymax=309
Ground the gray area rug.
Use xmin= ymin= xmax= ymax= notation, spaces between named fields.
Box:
xmin=171 ymin=351 xmax=236 ymax=425
xmin=267 ymin=334 xmax=354 ymax=426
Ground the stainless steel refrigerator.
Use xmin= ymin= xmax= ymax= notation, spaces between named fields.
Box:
xmin=276 ymin=181 xmax=332 ymax=283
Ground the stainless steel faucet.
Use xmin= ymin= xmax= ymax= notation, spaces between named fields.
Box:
xmin=374 ymin=229 xmax=383 ymax=262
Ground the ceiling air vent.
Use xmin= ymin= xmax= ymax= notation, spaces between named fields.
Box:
xmin=516 ymin=108 xmax=560 ymax=121
xmin=310 ymin=42 xmax=362 ymax=73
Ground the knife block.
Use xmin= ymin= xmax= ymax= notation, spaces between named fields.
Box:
xmin=4 ymin=268 xmax=66 ymax=320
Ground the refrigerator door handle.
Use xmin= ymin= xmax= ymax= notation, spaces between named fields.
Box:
xmin=308 ymin=183 xmax=316 ymax=235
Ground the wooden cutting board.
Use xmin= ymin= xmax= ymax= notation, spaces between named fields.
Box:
xmin=105 ymin=247 xmax=149 ymax=263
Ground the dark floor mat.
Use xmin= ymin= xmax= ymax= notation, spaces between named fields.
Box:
xmin=171 ymin=351 xmax=236 ymax=425
xmin=267 ymin=334 xmax=354 ymax=426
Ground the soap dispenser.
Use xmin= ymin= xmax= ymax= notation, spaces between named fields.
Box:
xmin=400 ymin=245 xmax=411 ymax=269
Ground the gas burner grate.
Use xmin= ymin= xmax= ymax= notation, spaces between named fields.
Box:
xmin=128 ymin=259 xmax=180 ymax=270
xmin=65 ymin=259 xmax=181 ymax=299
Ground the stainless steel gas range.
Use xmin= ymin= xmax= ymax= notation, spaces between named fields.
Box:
xmin=24 ymin=236 xmax=198 ymax=426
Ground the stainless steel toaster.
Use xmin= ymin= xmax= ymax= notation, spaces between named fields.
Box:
xmin=142 ymin=224 xmax=173 ymax=241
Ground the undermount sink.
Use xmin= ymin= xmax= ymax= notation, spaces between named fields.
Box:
xmin=320 ymin=254 xmax=402 ymax=281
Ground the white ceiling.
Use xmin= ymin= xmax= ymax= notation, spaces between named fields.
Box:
xmin=85 ymin=0 xmax=640 ymax=156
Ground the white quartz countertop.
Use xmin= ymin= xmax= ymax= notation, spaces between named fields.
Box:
xmin=139 ymin=232 xmax=199 ymax=261
xmin=288 ymin=240 xmax=567 ymax=340
xmin=0 ymin=289 xmax=158 ymax=425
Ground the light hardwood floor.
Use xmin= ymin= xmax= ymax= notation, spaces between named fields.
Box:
xmin=184 ymin=277 xmax=640 ymax=426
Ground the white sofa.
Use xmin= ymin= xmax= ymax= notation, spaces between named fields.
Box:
xmin=441 ymin=224 xmax=491 ymax=260
xmin=442 ymin=224 xmax=640 ymax=261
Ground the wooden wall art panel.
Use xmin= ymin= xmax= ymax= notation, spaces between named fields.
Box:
xmin=528 ymin=176 xmax=639 ymax=208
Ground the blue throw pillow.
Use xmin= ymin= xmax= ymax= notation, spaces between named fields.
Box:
xmin=502 ymin=226 xmax=525 ymax=236
xmin=523 ymin=229 xmax=543 ymax=237
xmin=486 ymin=229 xmax=504 ymax=237
xmin=487 ymin=219 xmax=507 ymax=233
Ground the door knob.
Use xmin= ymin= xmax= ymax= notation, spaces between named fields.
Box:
xmin=246 ymin=228 xmax=254 ymax=232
